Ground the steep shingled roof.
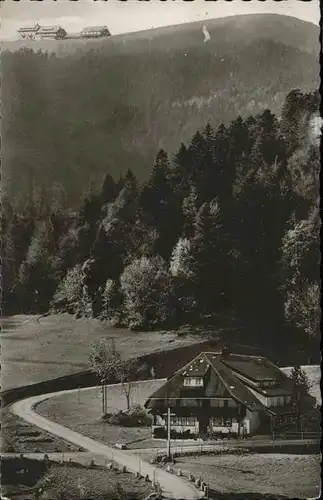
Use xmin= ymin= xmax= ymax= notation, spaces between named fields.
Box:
xmin=204 ymin=353 xmax=266 ymax=411
xmin=18 ymin=24 xmax=40 ymax=32
xmin=145 ymin=351 xmax=270 ymax=412
xmin=81 ymin=26 xmax=111 ymax=34
xmin=182 ymin=354 xmax=210 ymax=377
xmin=221 ymin=354 xmax=290 ymax=382
xmin=38 ymin=26 xmax=65 ymax=34
xmin=83 ymin=26 xmax=109 ymax=31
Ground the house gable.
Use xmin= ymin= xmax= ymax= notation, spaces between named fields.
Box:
xmin=145 ymin=352 xmax=266 ymax=412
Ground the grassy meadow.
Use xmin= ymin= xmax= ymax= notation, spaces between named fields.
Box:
xmin=1 ymin=314 xmax=204 ymax=390
xmin=36 ymin=380 xmax=165 ymax=447
xmin=172 ymin=453 xmax=321 ymax=499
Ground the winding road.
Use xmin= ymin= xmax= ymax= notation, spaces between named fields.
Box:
xmin=10 ymin=388 xmax=204 ymax=500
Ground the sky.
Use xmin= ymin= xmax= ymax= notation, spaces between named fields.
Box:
xmin=0 ymin=0 xmax=320 ymax=40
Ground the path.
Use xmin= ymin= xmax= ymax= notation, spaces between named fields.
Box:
xmin=10 ymin=391 xmax=204 ymax=500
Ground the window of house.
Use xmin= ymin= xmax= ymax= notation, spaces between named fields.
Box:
xmin=261 ymin=379 xmax=276 ymax=388
xmin=211 ymin=416 xmax=232 ymax=427
xmin=211 ymin=416 xmax=222 ymax=426
xmin=180 ymin=398 xmax=199 ymax=407
xmin=228 ymin=399 xmax=237 ymax=407
xmin=267 ymin=397 xmax=276 ymax=407
xmin=183 ymin=377 xmax=204 ymax=387
xmin=170 ymin=416 xmax=196 ymax=426
xmin=183 ymin=417 xmax=197 ymax=426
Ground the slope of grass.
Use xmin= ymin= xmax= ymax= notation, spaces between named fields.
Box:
xmin=172 ymin=453 xmax=320 ymax=499
xmin=0 ymin=314 xmax=206 ymax=390
xmin=2 ymin=14 xmax=319 ymax=57
xmin=36 ymin=380 xmax=165 ymax=447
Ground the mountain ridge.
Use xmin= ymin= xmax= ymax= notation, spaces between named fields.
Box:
xmin=1 ymin=14 xmax=319 ymax=55
xmin=1 ymin=14 xmax=319 ymax=207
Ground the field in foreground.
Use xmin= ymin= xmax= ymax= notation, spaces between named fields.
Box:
xmin=172 ymin=453 xmax=320 ymax=499
xmin=1 ymin=457 xmax=153 ymax=500
xmin=0 ymin=314 xmax=205 ymax=390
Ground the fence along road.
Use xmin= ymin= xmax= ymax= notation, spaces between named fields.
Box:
xmin=10 ymin=387 xmax=204 ymax=500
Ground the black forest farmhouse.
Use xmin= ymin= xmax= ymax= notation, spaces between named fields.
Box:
xmin=145 ymin=350 xmax=302 ymax=438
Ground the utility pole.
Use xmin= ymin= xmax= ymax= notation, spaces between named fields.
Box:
xmin=297 ymin=389 xmax=301 ymax=432
xmin=167 ymin=406 xmax=171 ymax=458
xmin=104 ymin=382 xmax=108 ymax=414
xmin=102 ymin=383 xmax=105 ymax=416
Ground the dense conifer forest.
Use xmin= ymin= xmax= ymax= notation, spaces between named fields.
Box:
xmin=2 ymin=86 xmax=320 ymax=361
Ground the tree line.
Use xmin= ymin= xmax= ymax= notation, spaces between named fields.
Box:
xmin=2 ymin=88 xmax=320 ymax=360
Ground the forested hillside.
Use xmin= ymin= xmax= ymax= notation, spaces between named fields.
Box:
xmin=2 ymin=88 xmax=320 ymax=362
xmin=1 ymin=14 xmax=319 ymax=208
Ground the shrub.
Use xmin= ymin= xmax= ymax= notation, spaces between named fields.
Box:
xmin=103 ymin=405 xmax=152 ymax=427
xmin=152 ymin=427 xmax=193 ymax=440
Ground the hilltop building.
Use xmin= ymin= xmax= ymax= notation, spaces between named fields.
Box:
xmin=81 ymin=26 xmax=111 ymax=38
xmin=145 ymin=350 xmax=311 ymax=437
xmin=36 ymin=26 xmax=67 ymax=40
xmin=18 ymin=24 xmax=67 ymax=40
xmin=18 ymin=24 xmax=41 ymax=40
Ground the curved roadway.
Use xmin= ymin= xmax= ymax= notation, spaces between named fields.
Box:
xmin=11 ymin=388 xmax=204 ymax=500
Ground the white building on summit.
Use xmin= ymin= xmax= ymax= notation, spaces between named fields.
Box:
xmin=18 ymin=24 xmax=67 ymax=40
xmin=18 ymin=24 xmax=41 ymax=40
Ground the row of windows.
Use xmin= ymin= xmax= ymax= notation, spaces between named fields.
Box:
xmin=267 ymin=395 xmax=291 ymax=407
xmin=260 ymin=380 xmax=277 ymax=388
xmin=177 ymin=398 xmax=237 ymax=407
xmin=183 ymin=377 xmax=204 ymax=387
xmin=170 ymin=417 xmax=197 ymax=426
xmin=169 ymin=416 xmax=234 ymax=427
xmin=275 ymin=414 xmax=294 ymax=425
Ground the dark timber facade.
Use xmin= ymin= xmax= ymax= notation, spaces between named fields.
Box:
xmin=145 ymin=351 xmax=307 ymax=438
